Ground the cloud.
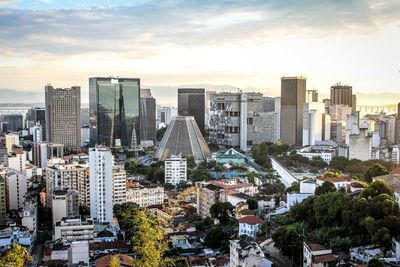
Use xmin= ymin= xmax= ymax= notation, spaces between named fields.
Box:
xmin=0 ymin=0 xmax=399 ymax=58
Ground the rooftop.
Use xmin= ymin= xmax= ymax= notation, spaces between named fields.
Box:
xmin=313 ymin=254 xmax=336 ymax=263
xmin=318 ymin=177 xmax=352 ymax=183
xmin=238 ymin=215 xmax=264 ymax=225
xmin=306 ymin=243 xmax=327 ymax=252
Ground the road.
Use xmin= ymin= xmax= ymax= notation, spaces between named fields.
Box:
xmin=262 ymin=240 xmax=294 ymax=267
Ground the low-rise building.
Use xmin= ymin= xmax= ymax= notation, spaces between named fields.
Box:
xmin=287 ymin=192 xmax=313 ymax=210
xmin=0 ymin=225 xmax=35 ymax=253
xmin=68 ymin=241 xmax=89 ymax=266
xmin=196 ymin=179 xmax=259 ymax=218
xmin=297 ymin=146 xmax=336 ymax=163
xmin=317 ymin=176 xmax=354 ymax=191
xmin=349 ymin=245 xmax=384 ymax=263
xmin=54 ymin=217 xmax=94 ymax=241
xmin=303 ymin=242 xmax=336 ymax=267
xmin=238 ymin=216 xmax=264 ymax=238
xmin=216 ymin=148 xmax=247 ymax=165
xmin=125 ymin=182 xmax=164 ymax=207
xmin=230 ymin=239 xmax=272 ymax=267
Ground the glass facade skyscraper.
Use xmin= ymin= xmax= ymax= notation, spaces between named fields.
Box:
xmin=89 ymin=77 xmax=140 ymax=148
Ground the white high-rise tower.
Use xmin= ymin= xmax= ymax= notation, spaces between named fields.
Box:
xmin=89 ymin=147 xmax=113 ymax=224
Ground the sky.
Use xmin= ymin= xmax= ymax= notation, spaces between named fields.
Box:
xmin=0 ymin=0 xmax=399 ymax=106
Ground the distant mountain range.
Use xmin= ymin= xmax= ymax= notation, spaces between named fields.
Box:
xmin=0 ymin=87 xmax=398 ymax=108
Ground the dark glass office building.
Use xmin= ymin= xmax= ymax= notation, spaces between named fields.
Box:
xmin=178 ymin=88 xmax=205 ymax=135
xmin=2 ymin=114 xmax=23 ymax=132
xmin=140 ymin=89 xmax=156 ymax=142
xmin=280 ymin=76 xmax=306 ymax=146
xmin=89 ymin=77 xmax=140 ymax=148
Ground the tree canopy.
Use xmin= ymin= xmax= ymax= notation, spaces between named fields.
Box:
xmin=364 ymin=164 xmax=389 ymax=183
xmin=210 ymin=202 xmax=234 ymax=224
xmin=246 ymin=198 xmax=258 ymax=210
xmin=315 ymin=181 xmax=337 ymax=195
xmin=0 ymin=244 xmax=31 ymax=267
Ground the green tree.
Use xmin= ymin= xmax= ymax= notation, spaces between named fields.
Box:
xmin=0 ymin=243 xmax=32 ymax=267
xmin=79 ymin=205 xmax=90 ymax=216
xmin=315 ymin=181 xmax=337 ymax=195
xmin=365 ymin=164 xmax=389 ymax=183
xmin=371 ymin=227 xmax=391 ymax=250
xmin=131 ymin=209 xmax=174 ymax=267
xmin=323 ymin=171 xmax=342 ymax=178
xmin=210 ymin=202 xmax=234 ymax=224
xmin=272 ymin=223 xmax=304 ymax=264
xmin=360 ymin=179 xmax=392 ymax=199
xmin=204 ymin=226 xmax=230 ymax=250
xmin=286 ymin=181 xmax=300 ymax=193
xmin=329 ymin=157 xmax=349 ymax=172
xmin=262 ymin=182 xmax=285 ymax=195
xmin=367 ymin=258 xmax=384 ymax=267
xmin=187 ymin=155 xmax=196 ymax=168
xmin=309 ymin=157 xmax=328 ymax=169
xmin=246 ymin=198 xmax=258 ymax=210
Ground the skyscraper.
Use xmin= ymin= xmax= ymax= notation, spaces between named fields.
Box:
xmin=209 ymin=92 xmax=271 ymax=150
xmin=45 ymin=85 xmax=81 ymax=149
xmin=330 ymin=83 xmax=353 ymax=108
xmin=89 ymin=147 xmax=113 ymax=224
xmin=396 ymin=102 xmax=400 ymax=144
xmin=26 ymin=107 xmax=46 ymax=141
xmin=178 ymin=88 xmax=205 ymax=135
xmin=306 ymin=89 xmax=318 ymax=103
xmin=89 ymin=77 xmax=140 ymax=148
xmin=140 ymin=89 xmax=156 ymax=142
xmin=280 ymin=76 xmax=306 ymax=145
xmin=2 ymin=114 xmax=23 ymax=132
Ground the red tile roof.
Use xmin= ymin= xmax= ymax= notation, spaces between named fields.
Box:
xmin=239 ymin=209 xmax=255 ymax=216
xmin=223 ymin=189 xmax=239 ymax=195
xmin=313 ymin=254 xmax=336 ymax=263
xmin=96 ymin=254 xmax=134 ymax=267
xmin=391 ymin=167 xmax=400 ymax=175
xmin=306 ymin=243 xmax=326 ymax=251
xmin=238 ymin=215 xmax=264 ymax=225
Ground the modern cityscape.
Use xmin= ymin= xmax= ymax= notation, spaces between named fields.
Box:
xmin=0 ymin=1 xmax=399 ymax=267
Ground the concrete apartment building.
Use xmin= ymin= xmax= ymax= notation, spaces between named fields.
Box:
xmin=209 ymin=92 xmax=271 ymax=151
xmin=5 ymin=133 xmax=19 ymax=153
xmin=89 ymin=147 xmax=113 ymax=224
xmin=112 ymin=166 xmax=127 ymax=205
xmin=46 ymin=164 xmax=89 ymax=208
xmin=164 ymin=156 xmax=187 ymax=186
xmin=52 ymin=189 xmax=79 ymax=226
xmin=349 ymin=128 xmax=372 ymax=161
xmin=54 ymin=217 xmax=94 ymax=242
xmin=126 ymin=182 xmax=164 ymax=207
